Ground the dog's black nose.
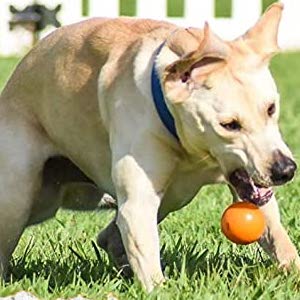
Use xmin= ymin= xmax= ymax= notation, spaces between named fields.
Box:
xmin=270 ymin=150 xmax=297 ymax=185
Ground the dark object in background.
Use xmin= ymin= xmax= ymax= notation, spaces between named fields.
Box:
xmin=9 ymin=4 xmax=61 ymax=44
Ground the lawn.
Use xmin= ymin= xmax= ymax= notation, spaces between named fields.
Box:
xmin=1 ymin=4 xmax=300 ymax=300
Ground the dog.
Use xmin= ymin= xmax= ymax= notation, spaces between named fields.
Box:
xmin=0 ymin=3 xmax=298 ymax=291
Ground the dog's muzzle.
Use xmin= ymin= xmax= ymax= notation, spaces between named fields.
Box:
xmin=229 ymin=169 xmax=273 ymax=206
xmin=228 ymin=151 xmax=297 ymax=206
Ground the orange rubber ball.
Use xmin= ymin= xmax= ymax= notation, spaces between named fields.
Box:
xmin=221 ymin=202 xmax=266 ymax=245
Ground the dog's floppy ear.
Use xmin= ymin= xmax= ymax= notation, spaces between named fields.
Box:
xmin=241 ymin=3 xmax=283 ymax=58
xmin=163 ymin=23 xmax=229 ymax=103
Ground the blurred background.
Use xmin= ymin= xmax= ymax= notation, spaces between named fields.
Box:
xmin=1 ymin=0 xmax=300 ymax=56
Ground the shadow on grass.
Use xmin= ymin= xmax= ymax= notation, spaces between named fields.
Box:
xmin=8 ymin=241 xmax=132 ymax=293
xmin=7 ymin=236 xmax=274 ymax=293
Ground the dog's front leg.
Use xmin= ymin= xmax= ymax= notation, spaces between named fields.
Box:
xmin=111 ymin=134 xmax=176 ymax=291
xmin=113 ymin=155 xmax=165 ymax=291
xmin=258 ymin=195 xmax=300 ymax=269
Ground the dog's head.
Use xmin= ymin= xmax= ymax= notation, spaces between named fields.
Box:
xmin=160 ymin=3 xmax=296 ymax=205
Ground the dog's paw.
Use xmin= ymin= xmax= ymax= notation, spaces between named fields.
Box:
xmin=279 ymin=257 xmax=300 ymax=272
xmin=97 ymin=221 xmax=133 ymax=278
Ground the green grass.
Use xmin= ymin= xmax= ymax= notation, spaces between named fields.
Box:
xmin=1 ymin=51 xmax=300 ymax=300
xmin=0 ymin=58 xmax=20 ymax=91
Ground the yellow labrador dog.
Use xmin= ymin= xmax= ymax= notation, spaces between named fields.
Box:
xmin=0 ymin=2 xmax=298 ymax=291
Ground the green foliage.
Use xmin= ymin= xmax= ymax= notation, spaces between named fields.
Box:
xmin=86 ymin=0 xmax=278 ymax=18
xmin=263 ymin=0 xmax=278 ymax=12
xmin=119 ymin=0 xmax=232 ymax=18
xmin=0 ymin=58 xmax=20 ymax=91
xmin=167 ymin=0 xmax=184 ymax=17
xmin=215 ymin=0 xmax=232 ymax=18
xmin=82 ymin=0 xmax=89 ymax=17
xmin=120 ymin=0 xmax=136 ymax=16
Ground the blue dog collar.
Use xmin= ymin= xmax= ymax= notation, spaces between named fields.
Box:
xmin=151 ymin=44 xmax=179 ymax=140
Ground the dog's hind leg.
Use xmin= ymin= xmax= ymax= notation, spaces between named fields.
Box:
xmin=97 ymin=215 xmax=131 ymax=276
xmin=27 ymin=156 xmax=104 ymax=225
xmin=258 ymin=195 xmax=300 ymax=269
xmin=0 ymin=111 xmax=54 ymax=277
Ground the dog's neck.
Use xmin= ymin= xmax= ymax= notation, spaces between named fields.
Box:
xmin=133 ymin=37 xmax=181 ymax=145
xmin=151 ymin=43 xmax=179 ymax=140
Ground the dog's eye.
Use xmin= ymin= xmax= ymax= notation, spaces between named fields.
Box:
xmin=267 ymin=103 xmax=276 ymax=116
xmin=181 ymin=71 xmax=190 ymax=83
xmin=220 ymin=120 xmax=242 ymax=131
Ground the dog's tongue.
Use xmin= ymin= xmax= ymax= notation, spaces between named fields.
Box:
xmin=252 ymin=185 xmax=273 ymax=206
xmin=229 ymin=169 xmax=273 ymax=206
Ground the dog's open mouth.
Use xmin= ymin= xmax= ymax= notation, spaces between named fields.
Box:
xmin=229 ymin=169 xmax=273 ymax=206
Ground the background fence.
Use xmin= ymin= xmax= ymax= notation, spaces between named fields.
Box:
xmin=0 ymin=0 xmax=300 ymax=56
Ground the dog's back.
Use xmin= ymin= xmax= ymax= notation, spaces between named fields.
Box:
xmin=1 ymin=17 xmax=175 ymax=115
xmin=0 ymin=17 xmax=175 ymax=183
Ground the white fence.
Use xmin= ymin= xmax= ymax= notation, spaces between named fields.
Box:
xmin=0 ymin=0 xmax=300 ymax=56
